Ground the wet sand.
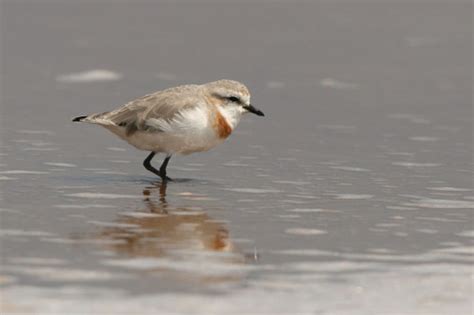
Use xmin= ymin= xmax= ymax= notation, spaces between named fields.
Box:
xmin=0 ymin=0 xmax=472 ymax=314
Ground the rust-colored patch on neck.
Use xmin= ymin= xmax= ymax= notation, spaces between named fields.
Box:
xmin=214 ymin=110 xmax=232 ymax=139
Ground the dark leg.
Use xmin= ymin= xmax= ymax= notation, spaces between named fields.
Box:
xmin=143 ymin=152 xmax=160 ymax=176
xmin=159 ymin=155 xmax=172 ymax=181
xmin=143 ymin=152 xmax=172 ymax=181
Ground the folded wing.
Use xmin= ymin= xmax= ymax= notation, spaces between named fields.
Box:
xmin=81 ymin=84 xmax=203 ymax=136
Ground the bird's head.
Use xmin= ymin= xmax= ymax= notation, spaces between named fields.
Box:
xmin=204 ymin=80 xmax=264 ymax=117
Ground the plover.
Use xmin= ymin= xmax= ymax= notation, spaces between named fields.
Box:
xmin=73 ymin=79 xmax=264 ymax=181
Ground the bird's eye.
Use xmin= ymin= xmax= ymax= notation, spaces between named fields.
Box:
xmin=227 ymin=96 xmax=240 ymax=103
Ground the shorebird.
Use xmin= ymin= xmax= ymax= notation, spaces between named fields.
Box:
xmin=72 ymin=79 xmax=264 ymax=181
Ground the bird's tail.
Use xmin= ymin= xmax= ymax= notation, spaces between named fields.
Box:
xmin=72 ymin=115 xmax=88 ymax=122
xmin=72 ymin=112 xmax=114 ymax=125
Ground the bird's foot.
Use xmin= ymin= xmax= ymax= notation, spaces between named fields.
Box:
xmin=160 ymin=173 xmax=173 ymax=182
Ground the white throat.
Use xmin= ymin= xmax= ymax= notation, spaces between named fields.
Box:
xmin=218 ymin=105 xmax=244 ymax=129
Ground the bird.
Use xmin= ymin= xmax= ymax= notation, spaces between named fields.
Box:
xmin=72 ymin=79 xmax=264 ymax=181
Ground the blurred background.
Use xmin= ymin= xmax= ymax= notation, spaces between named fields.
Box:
xmin=0 ymin=0 xmax=472 ymax=314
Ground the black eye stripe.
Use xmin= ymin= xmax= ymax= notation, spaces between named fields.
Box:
xmin=227 ymin=96 xmax=241 ymax=103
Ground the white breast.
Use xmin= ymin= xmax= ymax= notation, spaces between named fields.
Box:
xmin=122 ymin=106 xmax=225 ymax=154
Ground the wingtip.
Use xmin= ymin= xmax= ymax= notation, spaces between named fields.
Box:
xmin=72 ymin=115 xmax=88 ymax=122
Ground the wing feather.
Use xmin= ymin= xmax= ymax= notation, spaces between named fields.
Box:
xmin=85 ymin=84 xmax=203 ymax=135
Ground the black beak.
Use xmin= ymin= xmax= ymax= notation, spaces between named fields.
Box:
xmin=243 ymin=104 xmax=264 ymax=117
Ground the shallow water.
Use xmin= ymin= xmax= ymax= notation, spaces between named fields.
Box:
xmin=1 ymin=1 xmax=472 ymax=314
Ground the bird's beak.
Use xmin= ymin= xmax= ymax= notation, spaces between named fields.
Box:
xmin=243 ymin=104 xmax=264 ymax=117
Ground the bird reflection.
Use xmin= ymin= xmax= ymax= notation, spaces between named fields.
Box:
xmin=98 ymin=182 xmax=249 ymax=281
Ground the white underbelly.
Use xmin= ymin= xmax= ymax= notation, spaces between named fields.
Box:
xmin=98 ymin=105 xmax=234 ymax=154
xmin=125 ymin=129 xmax=224 ymax=154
